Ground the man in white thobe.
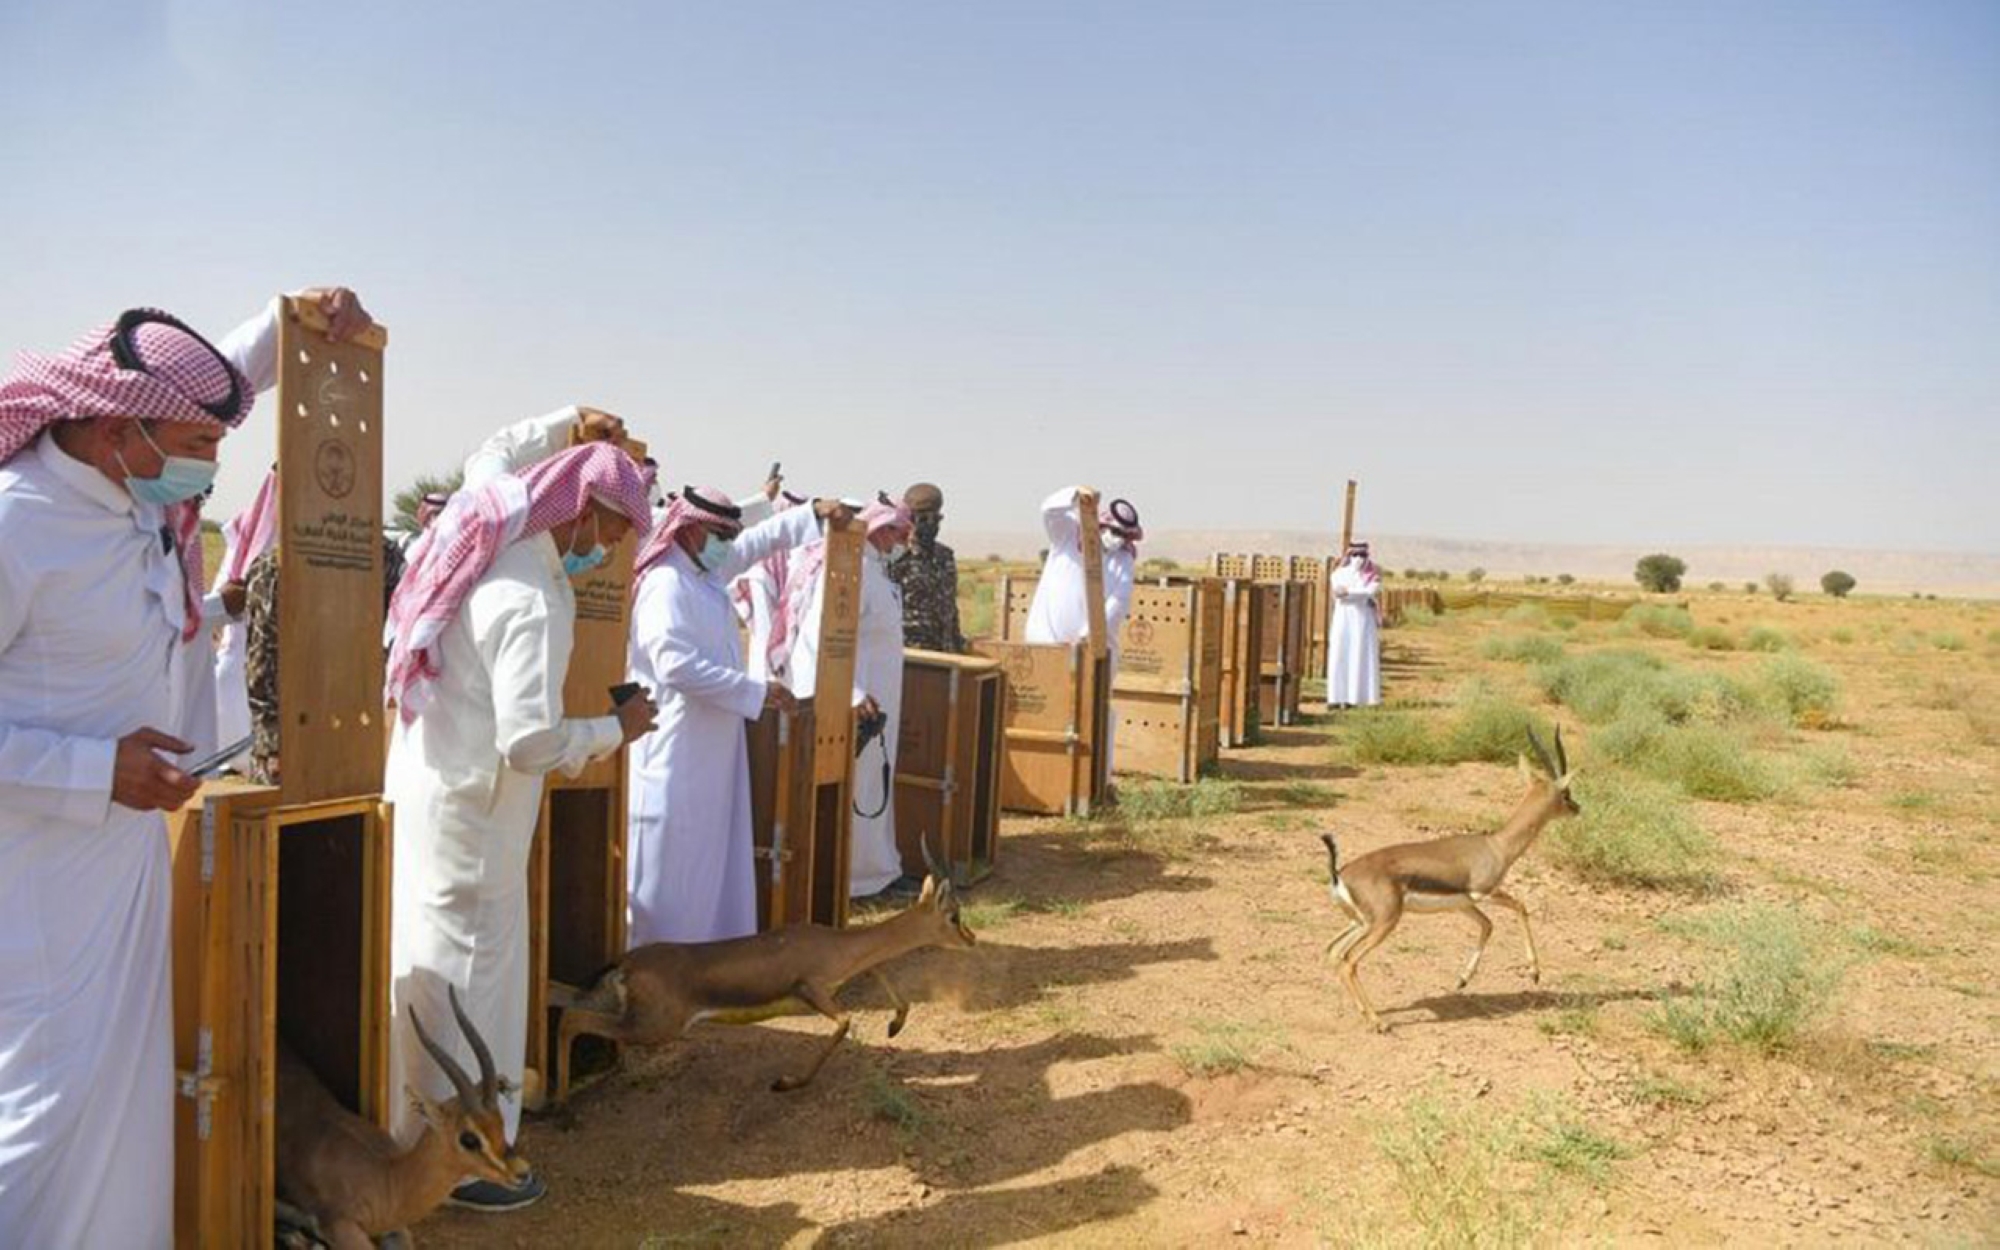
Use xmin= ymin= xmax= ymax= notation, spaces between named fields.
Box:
xmin=1326 ymin=541 xmax=1384 ymax=708
xmin=0 ymin=302 xmax=289 ymax=1246
xmin=1023 ymin=487 xmax=1142 ymax=773
xmin=383 ymin=442 xmax=656 ymax=1213
xmin=625 ymin=486 xmax=836 ymax=945
xmin=782 ymin=496 xmax=917 ymax=902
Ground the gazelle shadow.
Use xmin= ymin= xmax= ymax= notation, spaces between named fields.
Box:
xmin=1393 ymin=984 xmax=1678 ymax=1026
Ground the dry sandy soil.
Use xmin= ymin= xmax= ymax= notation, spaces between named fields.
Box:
xmin=421 ymin=589 xmax=1998 ymax=1248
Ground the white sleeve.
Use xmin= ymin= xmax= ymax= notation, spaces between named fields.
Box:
xmin=0 ymin=547 xmax=115 ymax=825
xmin=1039 ymin=486 xmax=1081 ymax=552
xmin=736 ymin=484 xmax=776 ymax=528
xmin=464 ymin=406 xmax=579 ymax=489
xmin=200 ymin=591 xmax=237 ymax=626
xmin=642 ymin=578 xmax=766 ymax=721
xmin=483 ymin=592 xmax=622 ymax=776
xmin=213 ymin=298 xmax=282 ymax=396
xmin=711 ymin=506 xmax=821 ymax=582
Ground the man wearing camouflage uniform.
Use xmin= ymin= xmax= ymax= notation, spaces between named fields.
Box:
xmin=888 ymin=481 xmax=964 ymax=653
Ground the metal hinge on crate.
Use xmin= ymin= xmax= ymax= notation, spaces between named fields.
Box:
xmin=199 ymin=802 xmax=218 ymax=884
xmin=176 ymin=1027 xmax=225 ymax=1141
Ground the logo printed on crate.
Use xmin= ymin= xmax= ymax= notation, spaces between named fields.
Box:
xmin=314 ymin=439 xmax=356 ymax=500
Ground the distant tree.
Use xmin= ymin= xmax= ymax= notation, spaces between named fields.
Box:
xmin=1821 ymin=570 xmax=1857 ymax=599
xmin=1403 ymin=567 xmax=1420 ymax=579
xmin=1467 ymin=567 xmax=1487 ymax=583
xmin=983 ymin=553 xmax=1003 ymax=563
xmin=392 ymin=469 xmax=465 ymax=535
xmin=1745 ymin=582 xmax=1759 ymax=595
xmin=1707 ymin=581 xmax=1727 ymax=593
xmin=1436 ymin=570 xmax=1452 ymax=582
xmin=1766 ymin=572 xmax=1795 ymax=602
xmin=1635 ymin=553 xmax=1687 ymax=594
xmin=1556 ymin=573 xmax=1575 ymax=586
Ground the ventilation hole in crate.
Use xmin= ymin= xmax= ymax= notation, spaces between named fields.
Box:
xmin=329 ymin=413 xmax=341 ymax=428
xmin=359 ymin=368 xmax=371 ymax=384
xmin=328 ymin=360 xmax=339 ymax=376
xmin=295 ymin=401 xmax=308 ymax=419
xmin=359 ymin=419 xmax=369 ymax=434
xmin=359 ymin=711 xmax=372 ymax=727
xmin=331 ymin=715 xmax=343 ymax=730
xmin=297 ymin=348 xmax=311 ymax=365
xmin=297 ymin=712 xmax=309 ymax=726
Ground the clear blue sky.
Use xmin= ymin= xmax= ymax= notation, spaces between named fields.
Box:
xmin=4 ymin=0 xmax=1995 ymax=550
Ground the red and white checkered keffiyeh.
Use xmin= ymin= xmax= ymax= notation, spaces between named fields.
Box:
xmin=727 ymin=492 xmax=803 ymax=670
xmin=0 ymin=309 xmax=254 ymax=639
xmin=219 ymin=466 xmax=279 ymax=584
xmin=633 ymin=485 xmax=743 ymax=586
xmin=384 ymin=442 xmax=652 ymax=722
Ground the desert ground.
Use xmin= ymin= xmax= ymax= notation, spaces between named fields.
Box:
xmin=400 ymin=571 xmax=1997 ymax=1248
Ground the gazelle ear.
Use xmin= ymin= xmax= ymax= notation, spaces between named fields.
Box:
xmin=406 ymin=1085 xmax=446 ymax=1128
xmin=918 ymin=873 xmax=938 ymax=905
xmin=1557 ymin=771 xmax=1576 ymax=792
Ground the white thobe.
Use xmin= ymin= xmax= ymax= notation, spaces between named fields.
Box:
xmin=1326 ymin=562 xmax=1383 ymax=707
xmin=385 ymin=536 xmax=623 ymax=1145
xmin=0 ymin=435 xmax=191 ymax=1249
xmin=788 ymin=546 xmax=906 ymax=898
xmin=462 ymin=405 xmax=580 ymax=488
xmin=1023 ymin=487 xmax=1136 ymax=772
xmin=0 ymin=302 xmax=275 ymax=1247
xmin=181 ymin=304 xmax=278 ymax=760
xmin=625 ymin=506 xmax=820 ymax=945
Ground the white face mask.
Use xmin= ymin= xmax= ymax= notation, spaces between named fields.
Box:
xmin=1101 ymin=531 xmax=1125 ymax=554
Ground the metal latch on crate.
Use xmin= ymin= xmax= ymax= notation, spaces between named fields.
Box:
xmin=175 ymin=1027 xmax=225 ymax=1141
xmin=199 ymin=803 xmax=219 ymax=884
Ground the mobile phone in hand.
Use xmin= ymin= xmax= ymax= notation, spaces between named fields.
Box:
xmin=184 ymin=735 xmax=253 ymax=780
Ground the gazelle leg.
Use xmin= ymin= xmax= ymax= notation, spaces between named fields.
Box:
xmin=1446 ymin=898 xmax=1496 ymax=991
xmin=1340 ymin=914 xmax=1402 ymax=1033
xmin=1324 ymin=918 xmax=1364 ymax=961
xmin=325 ymin=1220 xmax=374 ymax=1250
xmin=872 ymin=969 xmax=911 ymax=1038
xmin=1485 ymin=889 xmax=1541 ymax=985
xmin=553 ymin=1006 xmax=625 ymax=1108
xmin=773 ymin=981 xmax=850 ymax=1092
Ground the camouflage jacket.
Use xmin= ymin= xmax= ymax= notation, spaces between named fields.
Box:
xmin=244 ymin=538 xmax=407 ymax=785
xmin=888 ymin=540 xmax=964 ymax=653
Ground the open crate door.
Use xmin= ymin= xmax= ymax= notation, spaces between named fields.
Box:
xmin=168 ymin=782 xmax=279 ymax=1249
xmin=275 ymin=297 xmax=388 ymax=806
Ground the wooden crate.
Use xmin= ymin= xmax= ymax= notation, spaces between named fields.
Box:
xmin=981 ymin=493 xmax=1112 ymax=814
xmin=746 ymin=517 xmax=867 ymax=930
xmin=1256 ymin=581 xmax=1308 ymax=727
xmin=1289 ymin=555 xmax=1329 ymax=682
xmin=170 ymin=785 xmax=394 ymax=1249
xmin=894 ymin=649 xmax=1004 ymax=883
xmin=749 ymin=699 xmax=846 ymax=929
xmin=1109 ymin=579 xmax=1224 ymax=782
xmin=972 ymin=638 xmax=1111 ymax=815
xmin=1216 ymin=576 xmax=1263 ymax=747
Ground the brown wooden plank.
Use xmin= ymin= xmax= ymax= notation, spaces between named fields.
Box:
xmin=275 ymin=297 xmax=387 ymax=805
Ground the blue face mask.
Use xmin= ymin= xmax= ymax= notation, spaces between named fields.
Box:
xmin=119 ymin=423 xmax=217 ymax=507
xmin=698 ymin=533 xmax=732 ymax=570
xmin=561 ymin=514 xmax=607 ymax=577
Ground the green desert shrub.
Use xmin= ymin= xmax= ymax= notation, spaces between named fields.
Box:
xmin=1480 ymin=633 xmax=1566 ymax=665
xmin=1744 ymin=624 xmax=1792 ymax=652
xmin=1547 ymin=772 xmax=1716 ymax=890
xmin=1758 ymin=654 xmax=1840 ymax=727
xmin=1653 ymin=905 xmax=1842 ymax=1054
xmin=1619 ymin=603 xmax=1695 ymax=638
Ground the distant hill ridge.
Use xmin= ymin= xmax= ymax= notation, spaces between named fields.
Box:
xmin=946 ymin=530 xmax=2000 ymax=598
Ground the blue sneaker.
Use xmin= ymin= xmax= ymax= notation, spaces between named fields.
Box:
xmin=449 ymin=1171 xmax=546 ymax=1213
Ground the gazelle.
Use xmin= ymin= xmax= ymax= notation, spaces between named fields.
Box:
xmin=551 ymin=853 xmax=975 ymax=1106
xmin=275 ymin=985 xmax=527 ymax=1248
xmin=1323 ymin=727 xmax=1579 ymax=1031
